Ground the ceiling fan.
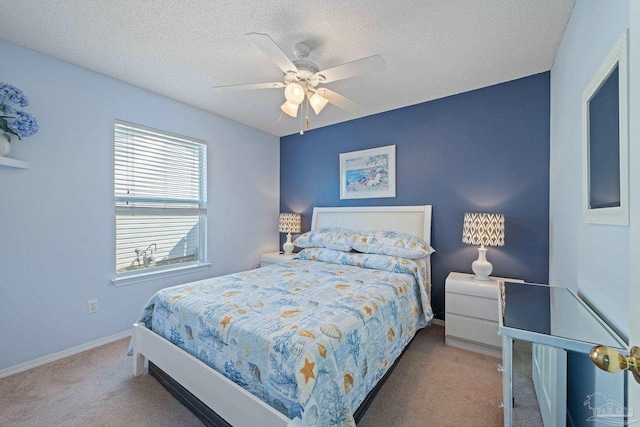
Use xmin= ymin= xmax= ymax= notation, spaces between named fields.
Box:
xmin=213 ymin=33 xmax=386 ymax=131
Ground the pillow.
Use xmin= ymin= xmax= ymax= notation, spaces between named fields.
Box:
xmin=351 ymin=230 xmax=435 ymax=259
xmin=293 ymin=227 xmax=354 ymax=251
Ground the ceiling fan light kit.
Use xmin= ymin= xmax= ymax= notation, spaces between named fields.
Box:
xmin=280 ymin=101 xmax=299 ymax=118
xmin=212 ymin=32 xmax=386 ymax=134
xmin=284 ymin=82 xmax=305 ymax=105
xmin=309 ymin=92 xmax=329 ymax=114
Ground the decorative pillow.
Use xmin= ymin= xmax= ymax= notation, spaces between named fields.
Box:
xmin=351 ymin=230 xmax=435 ymax=259
xmin=293 ymin=227 xmax=354 ymax=251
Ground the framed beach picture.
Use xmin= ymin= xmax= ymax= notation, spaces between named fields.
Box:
xmin=339 ymin=145 xmax=396 ymax=199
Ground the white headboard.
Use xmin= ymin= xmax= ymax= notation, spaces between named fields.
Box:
xmin=310 ymin=205 xmax=433 ymax=300
xmin=311 ymin=205 xmax=432 ymax=245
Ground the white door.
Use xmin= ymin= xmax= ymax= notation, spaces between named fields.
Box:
xmin=629 ymin=270 xmax=640 ymax=423
xmin=628 ymin=0 xmax=640 ymax=418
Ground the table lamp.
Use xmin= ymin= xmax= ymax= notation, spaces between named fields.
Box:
xmin=278 ymin=213 xmax=301 ymax=254
xmin=462 ymin=213 xmax=505 ymax=281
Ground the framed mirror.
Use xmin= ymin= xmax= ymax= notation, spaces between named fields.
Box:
xmin=582 ymin=30 xmax=629 ymax=225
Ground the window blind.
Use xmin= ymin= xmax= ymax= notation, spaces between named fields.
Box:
xmin=114 ymin=121 xmax=207 ymax=274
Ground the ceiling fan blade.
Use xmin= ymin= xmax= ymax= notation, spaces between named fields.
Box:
xmin=318 ymin=88 xmax=365 ymax=115
xmin=316 ymin=55 xmax=386 ymax=83
xmin=245 ymin=32 xmax=299 ymax=75
xmin=212 ymin=82 xmax=285 ymax=92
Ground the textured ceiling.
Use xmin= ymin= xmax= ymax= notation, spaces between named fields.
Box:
xmin=0 ymin=0 xmax=575 ymax=137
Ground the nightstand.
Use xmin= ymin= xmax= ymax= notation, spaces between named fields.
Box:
xmin=445 ymin=272 xmax=523 ymax=358
xmin=260 ymin=252 xmax=297 ymax=267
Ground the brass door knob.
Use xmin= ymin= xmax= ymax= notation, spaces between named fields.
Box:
xmin=590 ymin=345 xmax=640 ymax=384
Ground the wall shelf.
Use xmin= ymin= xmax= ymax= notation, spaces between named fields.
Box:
xmin=0 ymin=157 xmax=30 ymax=169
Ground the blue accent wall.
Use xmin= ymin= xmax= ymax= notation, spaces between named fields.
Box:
xmin=280 ymin=72 xmax=550 ymax=320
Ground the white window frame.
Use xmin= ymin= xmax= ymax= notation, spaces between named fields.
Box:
xmin=112 ymin=120 xmax=209 ymax=286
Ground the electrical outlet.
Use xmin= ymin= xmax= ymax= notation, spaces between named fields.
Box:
xmin=88 ymin=299 xmax=98 ymax=314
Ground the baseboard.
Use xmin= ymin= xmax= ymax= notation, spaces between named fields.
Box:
xmin=0 ymin=329 xmax=132 ymax=379
xmin=430 ymin=318 xmax=445 ymax=327
xmin=0 ymin=320 xmax=441 ymax=378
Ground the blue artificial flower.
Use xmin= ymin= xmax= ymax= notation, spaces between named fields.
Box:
xmin=0 ymin=83 xmax=38 ymax=140
xmin=7 ymin=111 xmax=39 ymax=138
xmin=0 ymin=83 xmax=29 ymax=108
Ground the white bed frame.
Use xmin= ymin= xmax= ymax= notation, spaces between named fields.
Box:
xmin=132 ymin=205 xmax=433 ymax=427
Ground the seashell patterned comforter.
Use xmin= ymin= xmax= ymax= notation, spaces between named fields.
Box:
xmin=134 ymin=248 xmax=433 ymax=427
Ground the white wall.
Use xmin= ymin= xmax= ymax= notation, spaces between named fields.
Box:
xmin=549 ymin=0 xmax=629 ymax=338
xmin=0 ymin=39 xmax=280 ymax=372
xmin=551 ymin=2 xmax=630 ymax=424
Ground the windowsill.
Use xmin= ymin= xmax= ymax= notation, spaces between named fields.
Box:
xmin=112 ymin=263 xmax=211 ymax=287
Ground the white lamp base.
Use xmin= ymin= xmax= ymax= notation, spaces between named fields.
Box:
xmin=472 ymin=245 xmax=493 ymax=281
xmin=282 ymin=233 xmax=294 ymax=254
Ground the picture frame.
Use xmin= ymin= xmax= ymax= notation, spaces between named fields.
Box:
xmin=339 ymin=145 xmax=396 ymax=199
xmin=582 ymin=30 xmax=629 ymax=226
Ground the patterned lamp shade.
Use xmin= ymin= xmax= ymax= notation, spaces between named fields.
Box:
xmin=278 ymin=213 xmax=301 ymax=233
xmin=462 ymin=213 xmax=505 ymax=247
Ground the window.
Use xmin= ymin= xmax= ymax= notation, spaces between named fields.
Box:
xmin=114 ymin=121 xmax=207 ymax=276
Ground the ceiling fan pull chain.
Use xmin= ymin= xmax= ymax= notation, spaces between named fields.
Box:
xmin=305 ymin=98 xmax=310 ymax=131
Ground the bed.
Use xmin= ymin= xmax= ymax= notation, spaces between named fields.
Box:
xmin=132 ymin=205 xmax=434 ymax=427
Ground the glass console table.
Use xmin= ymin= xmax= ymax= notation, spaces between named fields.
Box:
xmin=498 ymin=281 xmax=627 ymax=426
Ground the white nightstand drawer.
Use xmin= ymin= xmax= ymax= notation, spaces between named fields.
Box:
xmin=446 ymin=313 xmax=501 ymax=348
xmin=445 ymin=272 xmax=522 ymax=356
xmin=446 ymin=293 xmax=499 ymax=322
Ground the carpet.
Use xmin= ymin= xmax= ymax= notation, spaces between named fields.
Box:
xmin=1 ymin=325 xmax=510 ymax=426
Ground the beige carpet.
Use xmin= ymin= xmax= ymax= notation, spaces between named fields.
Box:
xmin=358 ymin=326 xmax=503 ymax=427
xmin=0 ymin=325 xmax=505 ymax=426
